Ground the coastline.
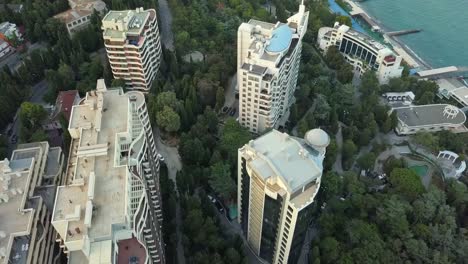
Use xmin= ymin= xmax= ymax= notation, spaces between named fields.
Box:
xmin=340 ymin=0 xmax=431 ymax=70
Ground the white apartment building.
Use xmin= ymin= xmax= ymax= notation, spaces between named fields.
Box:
xmin=238 ymin=129 xmax=329 ymax=264
xmin=237 ymin=2 xmax=308 ymax=133
xmin=392 ymin=104 xmax=467 ymax=135
xmin=0 ymin=142 xmax=65 ymax=264
xmin=102 ymin=8 xmax=162 ymax=92
xmin=54 ymin=0 xmax=106 ymax=36
xmin=0 ymin=39 xmax=11 ymax=59
xmin=51 ymin=80 xmax=165 ymax=263
xmin=317 ymin=22 xmax=403 ymax=84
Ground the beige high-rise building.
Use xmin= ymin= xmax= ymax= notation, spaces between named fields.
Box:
xmin=237 ymin=2 xmax=309 ymax=134
xmin=51 ymin=79 xmax=165 ymax=263
xmin=0 ymin=142 xmax=65 ymax=264
xmin=238 ymin=129 xmax=329 ymax=263
xmin=102 ymin=8 xmax=162 ymax=92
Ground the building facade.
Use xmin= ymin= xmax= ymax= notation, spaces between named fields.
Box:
xmin=102 ymin=8 xmax=162 ymax=92
xmin=392 ymin=104 xmax=467 ymax=135
xmin=0 ymin=142 xmax=65 ymax=264
xmin=54 ymin=0 xmax=106 ymax=36
xmin=237 ymin=2 xmax=308 ymax=133
xmin=317 ymin=22 xmax=403 ymax=84
xmin=51 ymin=79 xmax=165 ymax=263
xmin=238 ymin=129 xmax=329 ymax=263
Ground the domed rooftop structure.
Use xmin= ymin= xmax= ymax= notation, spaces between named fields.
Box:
xmin=305 ymin=129 xmax=330 ymax=149
xmin=265 ymin=24 xmax=293 ymax=54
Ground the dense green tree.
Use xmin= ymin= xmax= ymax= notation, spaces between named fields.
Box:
xmin=356 ymin=152 xmax=376 ymax=171
xmin=220 ymin=118 xmax=251 ymax=166
xmin=389 ymin=168 xmax=425 ymax=200
xmin=209 ymin=162 xmax=236 ymax=200
xmin=156 ymin=106 xmax=181 ymax=132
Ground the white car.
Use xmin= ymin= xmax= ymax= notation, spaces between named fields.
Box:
xmin=157 ymin=154 xmax=165 ymax=162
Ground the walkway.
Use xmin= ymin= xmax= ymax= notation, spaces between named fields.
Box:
xmin=332 ymin=123 xmax=344 ymax=174
xmin=158 ymin=0 xmax=174 ymax=51
xmin=154 ymin=129 xmax=185 ymax=264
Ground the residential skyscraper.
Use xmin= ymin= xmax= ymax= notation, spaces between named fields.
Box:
xmin=0 ymin=142 xmax=64 ymax=264
xmin=237 ymin=2 xmax=308 ymax=133
xmin=238 ymin=129 xmax=329 ymax=263
xmin=51 ymin=79 xmax=165 ymax=263
xmin=102 ymin=8 xmax=162 ymax=92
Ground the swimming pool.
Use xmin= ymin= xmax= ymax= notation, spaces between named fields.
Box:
xmin=409 ymin=165 xmax=429 ymax=177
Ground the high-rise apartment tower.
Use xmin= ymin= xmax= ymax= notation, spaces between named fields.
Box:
xmin=238 ymin=129 xmax=329 ymax=263
xmin=1 ymin=142 xmax=65 ymax=264
xmin=237 ymin=2 xmax=308 ymax=133
xmin=51 ymin=80 xmax=165 ymax=263
xmin=102 ymin=8 xmax=162 ymax=92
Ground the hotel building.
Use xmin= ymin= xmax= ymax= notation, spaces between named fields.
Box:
xmin=51 ymin=80 xmax=165 ymax=263
xmin=317 ymin=22 xmax=403 ymax=84
xmin=237 ymin=2 xmax=308 ymax=133
xmin=1 ymin=142 xmax=64 ymax=264
xmin=102 ymin=8 xmax=162 ymax=92
xmin=238 ymin=129 xmax=329 ymax=263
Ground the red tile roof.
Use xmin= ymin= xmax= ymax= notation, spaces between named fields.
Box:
xmin=117 ymin=237 xmax=147 ymax=264
xmin=55 ymin=90 xmax=79 ymax=122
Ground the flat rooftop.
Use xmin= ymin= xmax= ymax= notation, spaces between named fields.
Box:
xmin=246 ymin=130 xmax=323 ymax=193
xmin=53 ymin=85 xmax=146 ymax=258
xmin=0 ymin=157 xmax=34 ymax=262
xmin=54 ymin=8 xmax=92 ymax=23
xmin=394 ymin=104 xmax=466 ymax=127
xmin=54 ymin=89 xmax=133 ymax=242
xmin=102 ymin=9 xmax=154 ymax=39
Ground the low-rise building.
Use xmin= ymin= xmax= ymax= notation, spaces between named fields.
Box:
xmin=392 ymin=104 xmax=467 ymax=135
xmin=238 ymin=129 xmax=329 ymax=263
xmin=54 ymin=0 xmax=106 ymax=36
xmin=436 ymin=78 xmax=468 ymax=107
xmin=52 ymin=90 xmax=81 ymax=123
xmin=0 ymin=22 xmax=22 ymax=43
xmin=0 ymin=142 xmax=64 ymax=264
xmin=51 ymin=79 xmax=165 ymax=263
xmin=317 ymin=22 xmax=403 ymax=84
xmin=0 ymin=39 xmax=11 ymax=60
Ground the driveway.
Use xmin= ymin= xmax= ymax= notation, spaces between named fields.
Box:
xmin=153 ymin=129 xmax=185 ymax=264
xmin=158 ymin=0 xmax=174 ymax=51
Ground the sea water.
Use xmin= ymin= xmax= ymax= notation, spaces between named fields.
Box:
xmin=359 ymin=0 xmax=468 ymax=68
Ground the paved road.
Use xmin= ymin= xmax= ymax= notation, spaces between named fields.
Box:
xmin=153 ymin=130 xmax=185 ymax=264
xmin=158 ymin=0 xmax=174 ymax=51
xmin=6 ymin=80 xmax=50 ymax=155
xmin=213 ymin=205 xmax=266 ymax=264
xmin=0 ymin=42 xmax=47 ymax=71
xmin=332 ymin=123 xmax=344 ymax=174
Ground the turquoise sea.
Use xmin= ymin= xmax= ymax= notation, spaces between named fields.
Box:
xmin=359 ymin=0 xmax=468 ymax=68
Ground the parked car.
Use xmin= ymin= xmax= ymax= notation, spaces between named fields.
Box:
xmin=215 ymin=200 xmax=225 ymax=213
xmin=221 ymin=106 xmax=229 ymax=114
xmin=229 ymin=108 xmax=236 ymax=116
xmin=207 ymin=194 xmax=216 ymax=203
